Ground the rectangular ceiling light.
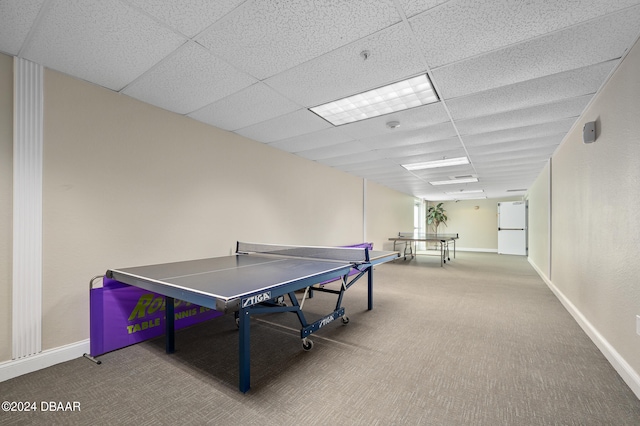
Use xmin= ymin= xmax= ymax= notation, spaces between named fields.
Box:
xmin=309 ymin=74 xmax=438 ymax=126
xmin=429 ymin=177 xmax=479 ymax=186
xmin=402 ymin=157 xmax=469 ymax=171
xmin=444 ymin=189 xmax=484 ymax=195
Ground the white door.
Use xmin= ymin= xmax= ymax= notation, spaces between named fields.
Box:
xmin=498 ymin=201 xmax=527 ymax=255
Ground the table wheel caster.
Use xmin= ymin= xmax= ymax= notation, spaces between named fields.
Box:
xmin=302 ymin=338 xmax=314 ymax=351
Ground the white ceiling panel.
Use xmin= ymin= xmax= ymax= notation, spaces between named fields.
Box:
xmin=455 ymin=95 xmax=592 ymax=136
xmin=358 ymin=121 xmax=458 ymax=150
xmin=475 ymin=158 xmax=551 ymax=172
xmin=189 ymin=82 xmax=300 ymax=131
xmin=392 ymin=149 xmax=470 ymax=167
xmin=125 ymin=0 xmax=246 ymax=37
xmin=21 ymin=0 xmax=187 ymax=91
xmin=472 ymin=145 xmax=557 ymax=163
xmin=268 ymin=127 xmax=355 ymax=153
xmin=446 ymin=61 xmax=617 ymax=120
xmin=397 ymin=0 xmax=448 ymax=19
xmin=357 ymin=169 xmax=414 ymax=180
xmin=264 ymin=23 xmax=426 ymax=107
xmin=466 ymin=136 xmax=561 ymax=156
xmin=197 ymin=0 xmax=402 ymax=79
xmin=0 ymin=0 xmax=45 ymax=55
xmin=410 ymin=0 xmax=640 ymax=68
xmin=433 ymin=6 xmax=640 ymax=99
xmin=293 ymin=141 xmax=370 ymax=161
xmin=122 ymin=42 xmax=257 ymax=115
xmin=316 ymin=150 xmax=388 ymax=167
xmin=235 ymin=109 xmax=333 ymax=143
xmin=5 ymin=1 xmax=640 ymax=200
xmin=462 ymin=118 xmax=576 ymax=147
xmin=408 ymin=163 xmax=475 ymax=179
xmin=332 ymin=159 xmax=402 ymax=173
xmin=375 ymin=138 xmax=463 ymax=160
xmin=339 ymin=102 xmax=450 ymax=140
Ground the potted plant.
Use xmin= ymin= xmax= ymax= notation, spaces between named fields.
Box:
xmin=427 ymin=202 xmax=448 ymax=235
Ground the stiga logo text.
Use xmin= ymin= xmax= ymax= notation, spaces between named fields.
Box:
xmin=242 ymin=292 xmax=272 ymax=308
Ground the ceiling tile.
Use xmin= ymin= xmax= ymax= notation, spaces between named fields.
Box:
xmin=21 ymin=0 xmax=187 ymax=91
xmin=397 ymin=0 xmax=448 ymax=19
xmin=475 ymin=158 xmax=551 ymax=171
xmin=411 ymin=0 xmax=640 ymax=68
xmin=235 ymin=109 xmax=332 ymax=143
xmin=455 ymin=95 xmax=592 ymax=136
xmin=0 ymin=0 xmax=45 ymax=55
xmin=4 ymin=0 xmax=639 ymax=200
xmin=339 ymin=102 xmax=451 ymax=140
xmin=332 ymin=159 xmax=402 ymax=173
xmin=392 ymin=148 xmax=470 ymax=167
xmin=471 ymin=145 xmax=557 ymax=163
xmin=432 ymin=6 xmax=640 ymax=99
xmin=446 ymin=61 xmax=617 ymax=120
xmin=357 ymin=168 xmax=413 ymax=179
xmin=295 ymin=141 xmax=371 ymax=161
xmin=375 ymin=137 xmax=462 ymax=160
xmin=264 ymin=23 xmax=426 ymax=107
xmin=466 ymin=135 xmax=561 ymax=156
xmin=462 ymin=118 xmax=576 ymax=147
xmin=126 ymin=0 xmax=246 ymax=37
xmin=358 ymin=121 xmax=458 ymax=150
xmin=189 ymin=82 xmax=300 ymax=131
xmin=122 ymin=42 xmax=257 ymax=115
xmin=316 ymin=150 xmax=386 ymax=167
xmin=197 ymin=0 xmax=402 ymax=79
xmin=268 ymin=127 xmax=355 ymax=153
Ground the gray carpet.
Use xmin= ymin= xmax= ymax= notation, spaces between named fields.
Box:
xmin=2 ymin=252 xmax=639 ymax=425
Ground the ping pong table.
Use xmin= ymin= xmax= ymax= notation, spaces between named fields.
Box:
xmin=388 ymin=232 xmax=459 ymax=266
xmin=105 ymin=242 xmax=398 ymax=393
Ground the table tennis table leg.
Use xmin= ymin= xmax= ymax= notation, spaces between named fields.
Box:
xmin=367 ymin=267 xmax=373 ymax=311
xmin=165 ymin=296 xmax=175 ymax=354
xmin=238 ymin=308 xmax=251 ymax=393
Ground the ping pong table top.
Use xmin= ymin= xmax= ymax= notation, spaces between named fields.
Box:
xmin=104 ymin=242 xmax=398 ymax=393
xmin=106 ymin=242 xmax=397 ymax=313
xmin=389 ymin=232 xmax=459 ymax=241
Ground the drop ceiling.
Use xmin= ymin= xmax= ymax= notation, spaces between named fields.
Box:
xmin=2 ymin=0 xmax=640 ymax=200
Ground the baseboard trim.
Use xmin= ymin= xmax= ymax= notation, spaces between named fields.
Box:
xmin=528 ymin=258 xmax=640 ymax=400
xmin=457 ymin=248 xmax=498 ymax=253
xmin=0 ymin=339 xmax=90 ymax=383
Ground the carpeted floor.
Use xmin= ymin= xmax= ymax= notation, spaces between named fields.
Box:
xmin=2 ymin=252 xmax=639 ymax=425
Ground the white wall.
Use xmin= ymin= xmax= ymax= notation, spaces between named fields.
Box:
xmin=365 ymin=180 xmax=415 ymax=251
xmin=430 ymin=197 xmax=522 ymax=252
xmin=0 ymin=53 xmax=13 ymax=363
xmin=526 ymin=161 xmax=551 ymax=279
xmin=549 ymin=37 xmax=640 ymax=396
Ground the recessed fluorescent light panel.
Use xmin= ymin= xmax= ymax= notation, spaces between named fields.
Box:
xmin=402 ymin=157 xmax=469 ymax=171
xmin=444 ymin=190 xmax=484 ymax=195
xmin=429 ymin=177 xmax=479 ymax=186
xmin=309 ymin=74 xmax=438 ymax=126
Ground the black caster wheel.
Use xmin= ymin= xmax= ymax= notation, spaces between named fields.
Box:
xmin=302 ymin=339 xmax=314 ymax=351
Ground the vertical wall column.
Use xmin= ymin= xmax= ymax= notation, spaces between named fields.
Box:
xmin=363 ymin=178 xmax=367 ymax=243
xmin=13 ymin=57 xmax=43 ymax=359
